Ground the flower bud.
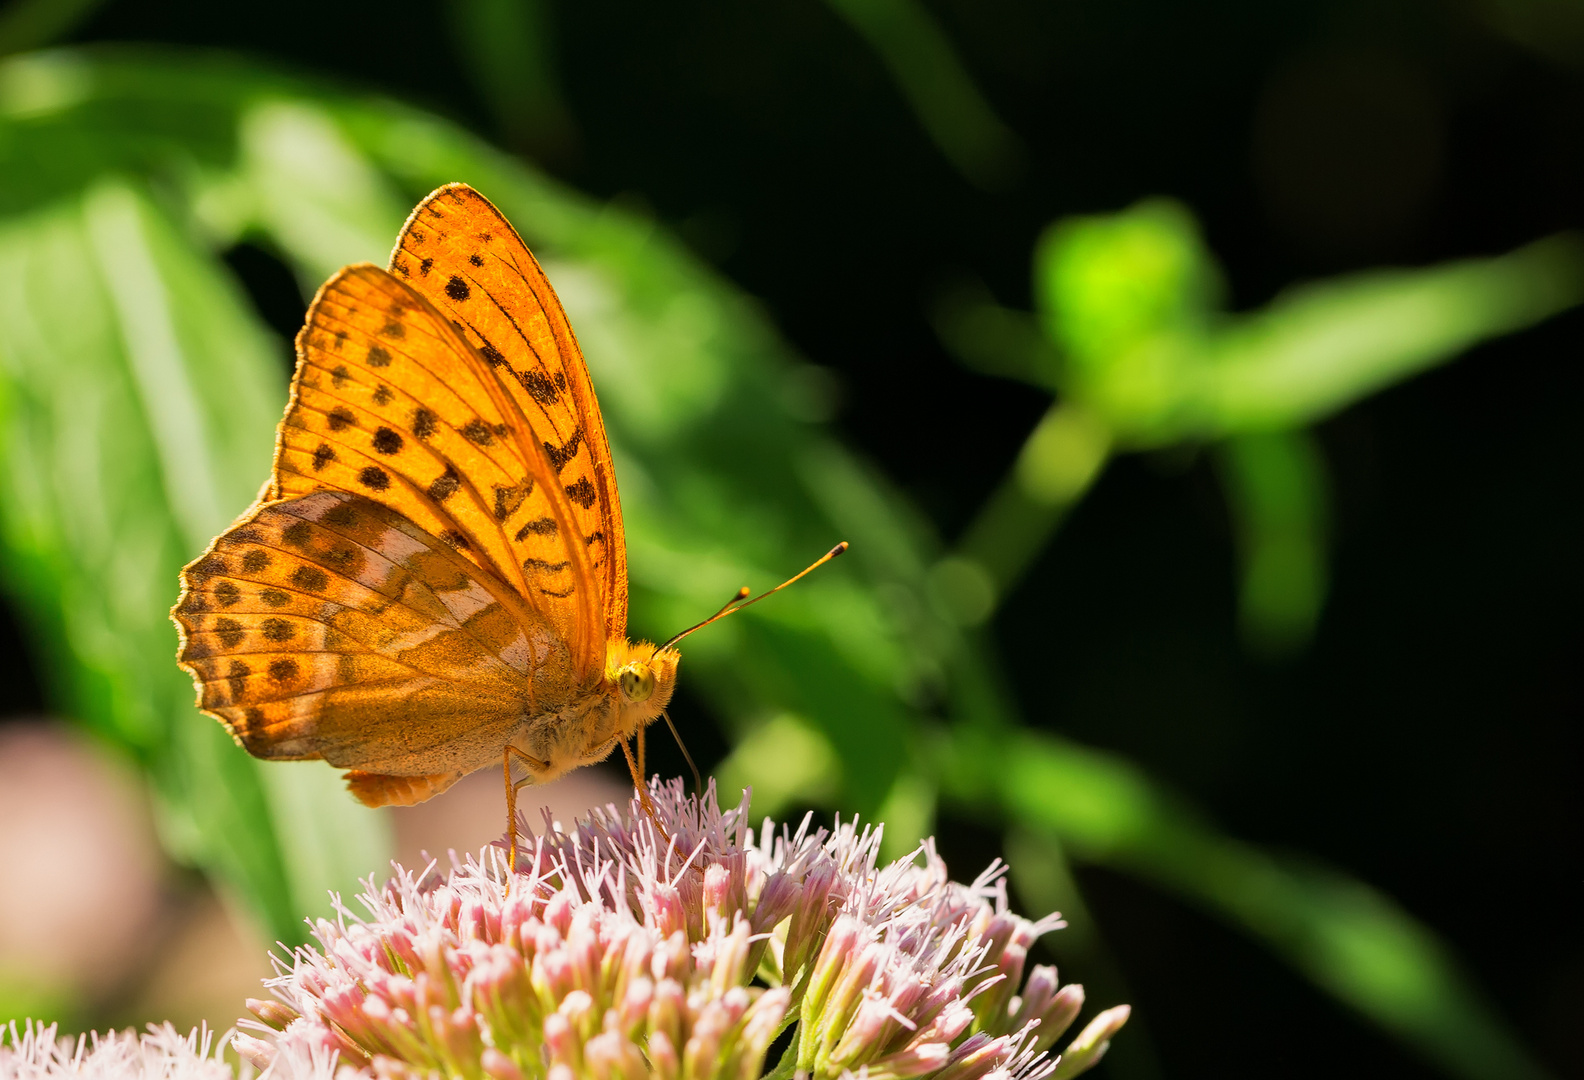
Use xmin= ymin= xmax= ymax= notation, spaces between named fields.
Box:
xmin=481 ymin=1048 xmax=524 ymax=1080
xmin=646 ymin=1029 xmax=680 ymax=1080
xmin=1050 ymin=1005 xmax=1129 ymax=1080
xmin=245 ymin=997 xmax=300 ymax=1031
xmin=1034 ymin=985 xmax=1085 ymax=1053
xmin=232 ymin=1033 xmax=277 ymax=1070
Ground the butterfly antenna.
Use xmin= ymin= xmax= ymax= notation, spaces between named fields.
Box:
xmin=661 ymin=709 xmax=702 ymax=797
xmin=659 ymin=542 xmax=848 ymax=651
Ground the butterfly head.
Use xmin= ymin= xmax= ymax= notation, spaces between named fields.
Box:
xmin=608 ymin=639 xmax=680 ymax=728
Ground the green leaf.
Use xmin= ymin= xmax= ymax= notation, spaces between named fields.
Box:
xmin=0 ymin=175 xmax=389 ymax=942
xmin=1208 ymin=233 xmax=1584 ymax=431
xmin=973 ymin=728 xmax=1553 ymax=1080
xmin=820 ymin=0 xmax=1023 ymax=189
xmin=446 ymin=0 xmax=576 ymax=162
xmin=1214 ymin=429 xmax=1330 ymax=656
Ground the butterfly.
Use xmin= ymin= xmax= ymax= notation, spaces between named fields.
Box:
xmin=172 ymin=183 xmax=843 ymax=841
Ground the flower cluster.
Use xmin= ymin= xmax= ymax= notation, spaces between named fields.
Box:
xmin=1 ymin=1020 xmax=232 ymax=1080
xmin=242 ymin=780 xmax=1128 ymax=1080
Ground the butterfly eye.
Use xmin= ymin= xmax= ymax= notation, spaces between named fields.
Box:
xmin=619 ymin=664 xmax=656 ymax=703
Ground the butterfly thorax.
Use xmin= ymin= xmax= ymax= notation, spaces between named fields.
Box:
xmin=510 ymin=639 xmax=679 ymax=783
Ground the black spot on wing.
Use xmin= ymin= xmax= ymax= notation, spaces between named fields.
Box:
xmin=372 ymin=427 xmax=403 ymax=455
xmin=367 ymin=344 xmax=391 ymax=368
xmin=445 ymin=275 xmax=471 ymax=301
xmin=268 ymin=658 xmax=299 ymax=684
xmin=563 ymin=477 xmax=597 ymax=509
xmin=323 ymin=542 xmax=358 ymax=569
xmin=226 ymin=660 xmax=250 ymax=700
xmin=480 ymin=341 xmax=506 ymax=367
xmin=373 ymin=385 xmax=393 ymax=406
xmin=282 ymin=523 xmax=312 ymax=548
xmin=189 ymin=555 xmax=227 ymax=582
xmin=428 ymin=465 xmax=461 ymax=502
xmin=312 ymin=443 xmax=336 ymax=471
xmin=493 ymin=484 xmax=526 ymax=522
xmin=214 ymin=617 xmax=245 ymax=648
xmin=469 ymin=254 xmax=484 ymax=267
xmin=261 ymin=618 xmax=295 ymax=643
xmin=412 ymin=407 xmax=437 ymax=440
xmin=242 ymin=550 xmax=270 ymax=574
xmin=328 ymin=408 xmax=356 ymax=431
xmin=461 ymin=419 xmax=494 ymax=446
xmin=291 ymin=565 xmax=329 ymax=593
xmin=544 ymin=429 xmax=582 ymax=473
xmin=330 ymin=365 xmax=350 ymax=388
xmin=381 ymin=320 xmax=405 ymax=339
xmin=322 ymin=503 xmax=358 ymax=528
xmin=523 ymin=558 xmax=570 ymax=574
xmin=520 ymin=370 xmax=559 ymax=405
xmin=440 ymin=530 xmax=471 ymax=550
xmin=260 ymin=589 xmax=290 ymax=608
xmin=214 ymin=581 xmax=241 ymax=607
xmin=359 ymin=466 xmax=391 ymax=491
xmin=420 ymin=257 xmax=434 ymax=276
xmin=516 ymin=517 xmax=557 ymax=540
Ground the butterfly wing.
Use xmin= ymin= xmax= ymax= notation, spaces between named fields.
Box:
xmin=388 ymin=184 xmax=628 ymax=644
xmin=172 ymin=492 xmax=574 ymax=794
xmin=270 ymin=263 xmax=605 ymax=680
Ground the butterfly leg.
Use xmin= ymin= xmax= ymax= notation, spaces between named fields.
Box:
xmin=503 ymin=744 xmax=550 ymax=873
xmin=618 ymin=737 xmax=668 ymax=842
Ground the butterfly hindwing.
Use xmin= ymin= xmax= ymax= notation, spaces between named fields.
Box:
xmin=275 ymin=264 xmax=604 ymax=679
xmin=389 ymin=184 xmax=628 ymax=644
xmin=172 ymin=492 xmax=579 ymax=780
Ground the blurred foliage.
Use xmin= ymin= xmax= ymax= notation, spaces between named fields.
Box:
xmin=446 ymin=0 xmax=575 ymax=165
xmin=819 ymin=0 xmax=1023 ymax=189
xmin=0 ymin=0 xmax=104 ymax=59
xmin=0 ymin=40 xmax=1569 ymax=1080
xmin=937 ymin=198 xmax=1584 ymax=652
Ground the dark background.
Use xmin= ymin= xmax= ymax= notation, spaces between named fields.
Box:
xmin=0 ymin=1 xmax=1577 ymax=1077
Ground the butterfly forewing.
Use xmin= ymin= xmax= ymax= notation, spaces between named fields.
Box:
xmin=389 ymin=185 xmax=628 ymax=644
xmin=173 ymin=492 xmax=578 ymax=776
xmin=275 ymin=264 xmax=604 ymax=678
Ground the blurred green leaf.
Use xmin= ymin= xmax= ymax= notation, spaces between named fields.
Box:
xmin=954 ymin=401 xmax=1111 ymax=597
xmin=0 ymin=0 xmax=107 ymax=59
xmin=821 ymin=0 xmax=1022 ymax=189
xmin=931 ymin=281 xmax=1059 ymax=389
xmin=954 ymin=728 xmax=1553 ymax=1080
xmin=1208 ymin=233 xmax=1584 ymax=431
xmin=946 ymin=199 xmax=1584 ymax=629
xmin=0 ymin=170 xmax=389 ymax=943
xmin=1215 ymin=429 xmax=1330 ymax=656
xmin=447 ymin=0 xmax=576 ymax=164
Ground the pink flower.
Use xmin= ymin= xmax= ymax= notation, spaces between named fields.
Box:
xmin=242 ymin=780 xmax=1128 ymax=1080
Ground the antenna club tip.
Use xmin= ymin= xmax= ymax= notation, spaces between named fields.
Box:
xmin=830 ymin=541 xmax=850 ymax=557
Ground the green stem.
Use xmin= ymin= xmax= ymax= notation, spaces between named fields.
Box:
xmin=947 ymin=401 xmax=1111 ymax=617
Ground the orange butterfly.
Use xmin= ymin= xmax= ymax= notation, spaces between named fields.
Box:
xmin=171 ymin=183 xmax=840 ymax=841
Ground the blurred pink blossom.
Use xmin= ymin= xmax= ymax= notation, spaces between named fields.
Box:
xmin=0 ymin=1020 xmax=232 ymax=1080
